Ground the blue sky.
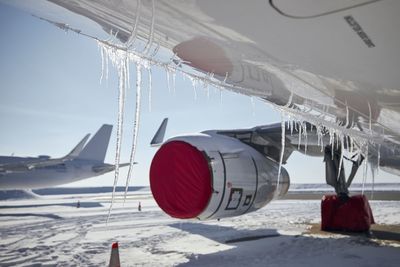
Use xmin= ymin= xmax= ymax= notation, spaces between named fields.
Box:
xmin=0 ymin=3 xmax=397 ymax=186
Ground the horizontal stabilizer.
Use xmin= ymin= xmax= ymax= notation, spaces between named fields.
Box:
xmin=151 ymin=118 xmax=168 ymax=147
xmin=92 ymin=162 xmax=134 ymax=173
xmin=78 ymin=124 xmax=113 ymax=162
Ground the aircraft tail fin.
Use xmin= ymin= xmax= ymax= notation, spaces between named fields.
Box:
xmin=150 ymin=118 xmax=168 ymax=147
xmin=78 ymin=124 xmax=113 ymax=162
xmin=65 ymin=134 xmax=90 ymax=159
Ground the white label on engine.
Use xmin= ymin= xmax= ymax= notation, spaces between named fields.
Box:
xmin=225 ymin=188 xmax=243 ymax=210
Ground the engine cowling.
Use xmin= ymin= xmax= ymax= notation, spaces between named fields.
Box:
xmin=150 ymin=132 xmax=289 ymax=220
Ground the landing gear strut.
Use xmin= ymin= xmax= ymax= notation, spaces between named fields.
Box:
xmin=324 ymin=144 xmax=364 ymax=198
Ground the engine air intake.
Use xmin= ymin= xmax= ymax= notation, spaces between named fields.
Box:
xmin=150 ymin=141 xmax=212 ymax=219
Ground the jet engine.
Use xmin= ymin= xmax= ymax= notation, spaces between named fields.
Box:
xmin=150 ymin=131 xmax=289 ymax=220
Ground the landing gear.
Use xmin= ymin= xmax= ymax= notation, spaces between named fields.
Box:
xmin=321 ymin=143 xmax=374 ymax=232
xmin=324 ymin=144 xmax=364 ymax=198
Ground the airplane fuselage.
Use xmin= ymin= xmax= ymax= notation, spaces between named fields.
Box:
xmin=0 ymin=158 xmax=113 ymax=189
xmin=0 ymin=124 xmax=116 ymax=190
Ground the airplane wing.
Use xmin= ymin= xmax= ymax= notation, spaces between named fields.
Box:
xmin=6 ymin=0 xmax=399 ymax=147
xmin=215 ymin=122 xmax=326 ymax=164
xmin=3 ymin=1 xmax=400 ymax=177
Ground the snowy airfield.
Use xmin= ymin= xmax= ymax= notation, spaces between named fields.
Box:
xmin=0 ymin=189 xmax=399 ymax=267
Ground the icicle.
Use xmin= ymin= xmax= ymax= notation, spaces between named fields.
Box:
xmin=297 ymin=121 xmax=302 ymax=150
xmin=110 ymin=29 xmax=120 ymax=44
xmin=317 ymin=125 xmax=324 ymax=152
xmin=126 ymin=56 xmax=131 ymax=89
xmin=190 ymin=77 xmax=198 ymax=101
xmin=337 ymin=134 xmax=344 ymax=180
xmin=302 ymin=122 xmax=308 ymax=154
xmin=107 ymin=54 xmax=128 ymax=223
xmin=335 ymin=128 xmax=340 ymax=151
xmin=205 ymin=73 xmax=213 ymax=99
xmin=250 ymin=97 xmax=256 ymax=116
xmin=284 ymin=92 xmax=293 ymax=108
xmin=361 ymin=143 xmax=369 ymax=195
xmin=370 ymin=163 xmax=375 ymax=200
xmin=99 ymin=45 xmax=105 ymax=83
xmin=372 ymin=143 xmax=381 ymax=200
xmin=344 ymin=103 xmax=350 ymax=128
xmin=172 ymin=69 xmax=176 ymax=94
xmin=320 ymin=126 xmax=325 ymax=151
xmin=348 ymin=136 xmax=353 ymax=154
xmin=105 ymin=48 xmax=109 ymax=82
xmin=148 ymin=66 xmax=152 ymax=112
xmin=124 ymin=64 xmax=143 ymax=203
xmin=143 ymin=0 xmax=156 ymax=55
xmin=165 ymin=67 xmax=171 ymax=93
xmin=276 ymin=113 xmax=286 ymax=198
xmin=367 ymin=101 xmax=372 ymax=135
xmin=127 ymin=0 xmax=142 ymax=48
xmin=289 ymin=118 xmax=294 ymax=136
xmin=377 ymin=143 xmax=381 ymax=175
xmin=223 ymin=72 xmax=228 ymax=83
xmin=330 ymin=130 xmax=335 ymax=159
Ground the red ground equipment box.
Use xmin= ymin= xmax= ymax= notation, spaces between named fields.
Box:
xmin=321 ymin=194 xmax=375 ymax=232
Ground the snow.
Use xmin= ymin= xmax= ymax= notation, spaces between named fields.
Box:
xmin=0 ymin=191 xmax=399 ymax=266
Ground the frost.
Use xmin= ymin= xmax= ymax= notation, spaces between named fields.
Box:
xmin=37 ymin=9 xmax=394 ymax=226
xmin=142 ymin=0 xmax=155 ymax=55
xmin=48 ymin=1 xmax=388 ymax=217
xmin=95 ymin=15 xmax=250 ymax=220
xmin=150 ymin=40 xmax=161 ymax=58
xmin=126 ymin=0 xmax=142 ymax=48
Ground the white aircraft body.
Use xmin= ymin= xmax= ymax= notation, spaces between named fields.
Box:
xmin=0 ymin=125 xmax=123 ymax=190
xmin=2 ymin=1 xmax=400 ymax=219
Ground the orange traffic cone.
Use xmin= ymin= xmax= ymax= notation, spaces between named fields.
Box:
xmin=109 ymin=242 xmax=121 ymax=267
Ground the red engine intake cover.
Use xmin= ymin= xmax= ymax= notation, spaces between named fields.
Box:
xmin=150 ymin=141 xmax=212 ymax=219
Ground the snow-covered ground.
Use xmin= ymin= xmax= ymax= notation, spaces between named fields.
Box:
xmin=0 ymin=192 xmax=399 ymax=266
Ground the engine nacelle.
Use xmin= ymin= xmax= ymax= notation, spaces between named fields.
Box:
xmin=150 ymin=131 xmax=290 ymax=220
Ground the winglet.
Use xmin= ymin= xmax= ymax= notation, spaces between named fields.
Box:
xmin=65 ymin=134 xmax=90 ymax=159
xmin=150 ymin=118 xmax=168 ymax=147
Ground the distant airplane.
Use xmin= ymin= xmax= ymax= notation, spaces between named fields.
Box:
xmin=0 ymin=125 xmax=128 ymax=189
